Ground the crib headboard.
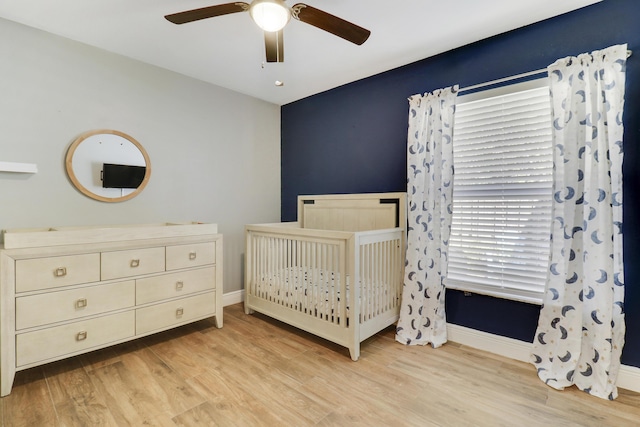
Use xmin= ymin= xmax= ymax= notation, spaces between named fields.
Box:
xmin=297 ymin=192 xmax=407 ymax=232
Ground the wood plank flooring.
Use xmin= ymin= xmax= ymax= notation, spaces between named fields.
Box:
xmin=2 ymin=303 xmax=639 ymax=426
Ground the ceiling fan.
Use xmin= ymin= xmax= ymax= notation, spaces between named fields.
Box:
xmin=164 ymin=0 xmax=371 ymax=63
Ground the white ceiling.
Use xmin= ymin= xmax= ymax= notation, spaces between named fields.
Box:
xmin=0 ymin=0 xmax=600 ymax=105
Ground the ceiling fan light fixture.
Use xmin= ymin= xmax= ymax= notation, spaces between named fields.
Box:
xmin=250 ymin=0 xmax=291 ymax=32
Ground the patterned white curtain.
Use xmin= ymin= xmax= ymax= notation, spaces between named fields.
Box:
xmin=531 ymin=44 xmax=627 ymax=400
xmin=396 ymin=86 xmax=457 ymax=348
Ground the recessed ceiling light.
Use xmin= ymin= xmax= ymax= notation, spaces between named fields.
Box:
xmin=275 ymin=80 xmax=284 ymax=86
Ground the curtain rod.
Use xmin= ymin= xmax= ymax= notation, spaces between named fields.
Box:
xmin=458 ymin=49 xmax=633 ymax=94
xmin=458 ymin=68 xmax=546 ymax=93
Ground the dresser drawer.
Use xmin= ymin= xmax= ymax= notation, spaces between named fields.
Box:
xmin=166 ymin=242 xmax=215 ymax=271
xmin=101 ymin=247 xmax=165 ymax=280
xmin=15 ymin=253 xmax=100 ymax=293
xmin=136 ymin=292 xmax=215 ymax=335
xmin=16 ymin=280 xmax=135 ymax=330
xmin=136 ymin=267 xmax=215 ymax=305
xmin=16 ymin=311 xmax=135 ymax=367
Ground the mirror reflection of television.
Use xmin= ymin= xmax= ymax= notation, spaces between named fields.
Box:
xmin=102 ymin=163 xmax=146 ymax=189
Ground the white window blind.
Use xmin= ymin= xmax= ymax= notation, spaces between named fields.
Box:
xmin=446 ymin=79 xmax=553 ymax=304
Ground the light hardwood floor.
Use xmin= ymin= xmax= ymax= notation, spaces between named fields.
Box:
xmin=2 ymin=303 xmax=639 ymax=426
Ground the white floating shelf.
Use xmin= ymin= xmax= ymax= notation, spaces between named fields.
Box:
xmin=0 ymin=161 xmax=38 ymax=174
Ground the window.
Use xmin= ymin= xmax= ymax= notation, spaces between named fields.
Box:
xmin=446 ymin=78 xmax=553 ymax=304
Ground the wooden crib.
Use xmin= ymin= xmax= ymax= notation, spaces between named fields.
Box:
xmin=244 ymin=193 xmax=406 ymax=360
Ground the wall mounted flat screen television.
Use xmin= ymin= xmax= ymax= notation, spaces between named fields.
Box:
xmin=102 ymin=163 xmax=146 ymax=189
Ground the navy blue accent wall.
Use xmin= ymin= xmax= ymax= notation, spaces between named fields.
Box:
xmin=281 ymin=0 xmax=640 ymax=366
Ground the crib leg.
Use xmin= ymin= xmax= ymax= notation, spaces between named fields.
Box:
xmin=244 ymin=304 xmax=254 ymax=315
xmin=349 ymin=345 xmax=360 ymax=361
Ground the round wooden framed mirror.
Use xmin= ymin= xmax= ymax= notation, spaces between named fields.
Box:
xmin=65 ymin=129 xmax=151 ymax=202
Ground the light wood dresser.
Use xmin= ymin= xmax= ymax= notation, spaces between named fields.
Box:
xmin=0 ymin=222 xmax=222 ymax=396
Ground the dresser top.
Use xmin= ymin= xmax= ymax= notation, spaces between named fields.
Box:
xmin=1 ymin=222 xmax=218 ymax=249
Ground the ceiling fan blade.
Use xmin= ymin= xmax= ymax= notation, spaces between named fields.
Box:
xmin=291 ymin=3 xmax=370 ymax=45
xmin=265 ymin=30 xmax=284 ymax=63
xmin=165 ymin=2 xmax=250 ymax=25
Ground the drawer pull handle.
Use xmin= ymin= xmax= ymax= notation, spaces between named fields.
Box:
xmin=176 ymin=308 xmax=184 ymax=317
xmin=189 ymin=252 xmax=197 ymax=260
xmin=130 ymin=259 xmax=140 ymax=268
xmin=76 ymin=331 xmax=87 ymax=341
xmin=176 ymin=281 xmax=184 ymax=291
xmin=54 ymin=267 xmax=67 ymax=277
xmin=76 ymin=298 xmax=88 ymax=309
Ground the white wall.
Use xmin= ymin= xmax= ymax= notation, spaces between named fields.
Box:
xmin=0 ymin=18 xmax=281 ymax=293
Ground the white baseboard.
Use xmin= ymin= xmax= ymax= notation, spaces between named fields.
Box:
xmin=447 ymin=324 xmax=531 ymax=363
xmin=618 ymin=364 xmax=640 ymax=393
xmin=446 ymin=323 xmax=640 ymax=394
xmin=223 ymin=289 xmax=244 ymax=307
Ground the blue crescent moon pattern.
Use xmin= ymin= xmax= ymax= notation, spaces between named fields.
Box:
xmin=559 ymin=326 xmax=569 ymax=340
xmin=537 ymin=333 xmax=547 ymax=345
xmin=571 ymin=226 xmax=583 ymax=238
xmin=585 ymin=286 xmax=595 ymax=299
xmin=591 ymin=230 xmax=603 ymax=244
xmin=565 ymin=273 xmax=578 ymax=284
xmin=613 ymin=273 xmax=624 ymax=287
xmin=578 ymin=146 xmax=586 ymax=159
xmin=553 ymin=118 xmax=564 ymax=131
xmin=566 ymin=187 xmax=576 ymax=200
xmin=396 ymin=85 xmax=457 ymax=349
xmin=591 ymin=311 xmax=603 ymax=325
xmin=596 ymin=270 xmax=608 ymax=284
xmin=612 ymin=192 xmax=622 ymax=206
